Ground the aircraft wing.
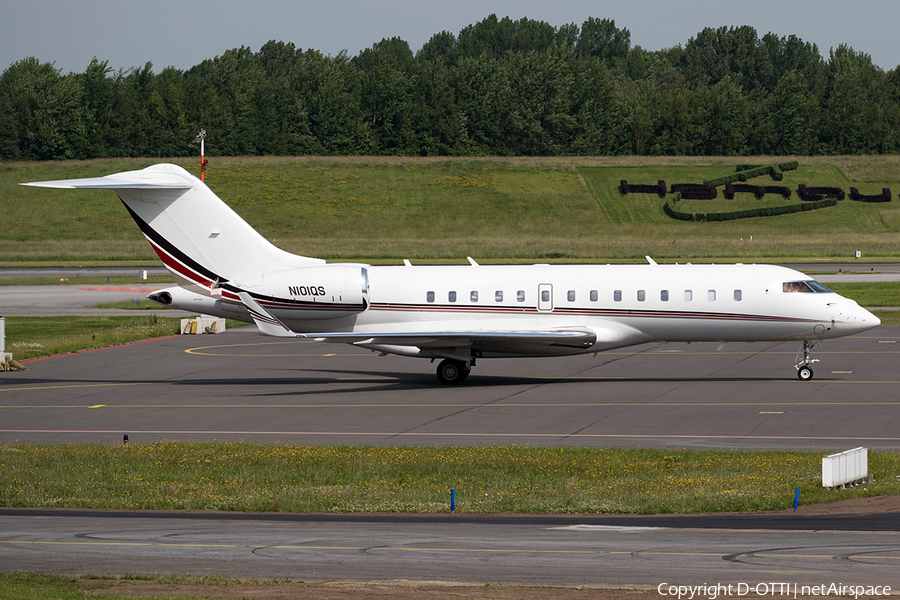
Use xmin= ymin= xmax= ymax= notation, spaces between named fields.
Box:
xmin=308 ymin=329 xmax=596 ymax=350
xmin=237 ymin=290 xmax=599 ymax=354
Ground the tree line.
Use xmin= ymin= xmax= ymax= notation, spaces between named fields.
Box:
xmin=2 ymin=15 xmax=899 ymax=160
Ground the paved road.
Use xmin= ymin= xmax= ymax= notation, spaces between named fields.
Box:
xmin=0 ymin=284 xmax=192 ymax=317
xmin=0 ymin=266 xmax=170 ymax=279
xmin=2 ymin=509 xmax=900 ymax=586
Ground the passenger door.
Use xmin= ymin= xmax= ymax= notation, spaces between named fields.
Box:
xmin=538 ymin=283 xmax=553 ymax=312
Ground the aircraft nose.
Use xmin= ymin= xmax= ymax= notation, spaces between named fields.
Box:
xmin=863 ymin=308 xmax=882 ymax=328
xmin=835 ymin=301 xmax=880 ymax=332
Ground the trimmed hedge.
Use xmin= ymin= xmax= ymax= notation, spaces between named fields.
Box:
xmin=724 ymin=183 xmax=791 ymax=200
xmin=664 ymin=193 xmax=837 ymax=222
xmin=620 ymin=180 xmax=667 ymax=197
xmin=704 ymin=161 xmax=797 ymax=187
xmin=670 ymin=183 xmax=717 ymax=199
xmin=849 ymin=187 xmax=892 ymax=203
xmin=798 ymin=184 xmax=845 ymax=201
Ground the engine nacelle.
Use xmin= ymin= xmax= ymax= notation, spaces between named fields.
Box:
xmin=249 ymin=265 xmax=369 ymax=320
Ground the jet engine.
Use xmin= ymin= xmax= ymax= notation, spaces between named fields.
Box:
xmin=245 ymin=265 xmax=369 ymax=320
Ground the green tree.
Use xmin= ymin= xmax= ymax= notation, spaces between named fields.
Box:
xmin=355 ymin=37 xmax=416 ymax=154
xmin=768 ymin=70 xmax=817 ymax=154
xmin=0 ymin=58 xmax=92 ymax=159
xmin=700 ymin=77 xmax=748 ymax=155
xmin=681 ymin=26 xmax=768 ymax=91
xmin=576 ymin=18 xmax=630 ymax=65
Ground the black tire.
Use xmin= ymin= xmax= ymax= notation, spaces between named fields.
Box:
xmin=436 ymin=359 xmax=468 ymax=385
xmin=797 ymin=365 xmax=814 ymax=381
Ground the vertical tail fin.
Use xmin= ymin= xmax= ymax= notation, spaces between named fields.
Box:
xmin=23 ymin=163 xmax=323 ymax=293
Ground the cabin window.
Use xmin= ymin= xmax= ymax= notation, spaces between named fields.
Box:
xmin=590 ymin=290 xmax=598 ymax=302
xmin=426 ymin=291 xmax=435 ymax=303
xmin=567 ymin=290 xmax=576 ymax=302
xmin=517 ymin=290 xmax=525 ymax=302
xmin=614 ymin=290 xmax=622 ymax=302
xmin=708 ymin=289 xmax=716 ymax=301
xmin=495 ymin=290 xmax=503 ymax=302
xmin=448 ymin=291 xmax=457 ymax=302
xmin=734 ymin=289 xmax=742 ymax=301
xmin=637 ymin=290 xmax=646 ymax=302
xmin=470 ymin=291 xmax=479 ymax=302
xmin=684 ymin=290 xmax=693 ymax=301
xmin=541 ymin=290 xmax=550 ymax=303
xmin=660 ymin=290 xmax=669 ymax=301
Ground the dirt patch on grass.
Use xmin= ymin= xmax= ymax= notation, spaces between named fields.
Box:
xmin=778 ymin=492 xmax=900 ymax=515
xmin=82 ymin=580 xmax=895 ymax=599
xmin=84 ymin=579 xmax=657 ymax=599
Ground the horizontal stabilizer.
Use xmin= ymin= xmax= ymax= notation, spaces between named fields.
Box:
xmin=21 ymin=164 xmax=193 ymax=190
xmin=238 ymin=292 xmax=300 ymax=338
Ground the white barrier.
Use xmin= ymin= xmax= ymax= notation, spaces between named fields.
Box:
xmin=822 ymin=447 xmax=868 ymax=488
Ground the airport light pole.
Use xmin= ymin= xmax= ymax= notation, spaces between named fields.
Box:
xmin=189 ymin=129 xmax=208 ymax=182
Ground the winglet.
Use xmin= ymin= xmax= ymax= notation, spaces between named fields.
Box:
xmin=237 ymin=292 xmax=299 ymax=338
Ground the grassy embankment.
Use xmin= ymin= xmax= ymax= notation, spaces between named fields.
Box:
xmin=2 ymin=442 xmax=899 ymax=514
xmin=3 ymin=156 xmax=900 ymax=264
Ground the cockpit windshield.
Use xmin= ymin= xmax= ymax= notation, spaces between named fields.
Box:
xmin=782 ymin=280 xmax=833 ymax=293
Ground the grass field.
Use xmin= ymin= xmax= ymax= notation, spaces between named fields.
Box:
xmin=2 ymin=442 xmax=897 ymax=514
xmin=3 ymin=316 xmax=183 ymax=360
xmin=3 ymin=156 xmax=900 ymax=263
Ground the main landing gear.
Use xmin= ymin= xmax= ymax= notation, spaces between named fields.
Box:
xmin=795 ymin=340 xmax=820 ymax=381
xmin=436 ymin=358 xmax=472 ymax=385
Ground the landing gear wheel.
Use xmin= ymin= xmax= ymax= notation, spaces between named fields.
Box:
xmin=436 ymin=359 xmax=469 ymax=385
xmin=795 ymin=340 xmax=820 ymax=381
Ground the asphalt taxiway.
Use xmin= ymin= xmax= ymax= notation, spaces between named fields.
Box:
xmin=2 ymin=509 xmax=900 ymax=586
xmin=2 ymin=275 xmax=899 ymax=586
xmin=1 ymin=325 xmax=899 ymax=449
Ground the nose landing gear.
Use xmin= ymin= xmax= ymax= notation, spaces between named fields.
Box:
xmin=795 ymin=340 xmax=820 ymax=381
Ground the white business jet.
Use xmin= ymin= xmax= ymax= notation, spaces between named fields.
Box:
xmin=24 ymin=164 xmax=880 ymax=384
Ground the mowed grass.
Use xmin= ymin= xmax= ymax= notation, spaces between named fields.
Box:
xmin=827 ymin=281 xmax=900 ymax=306
xmin=0 ymin=574 xmax=303 ymax=600
xmin=2 ymin=442 xmax=898 ymax=514
xmin=3 ymin=156 xmax=900 ymax=262
xmin=4 ymin=316 xmax=183 ymax=360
